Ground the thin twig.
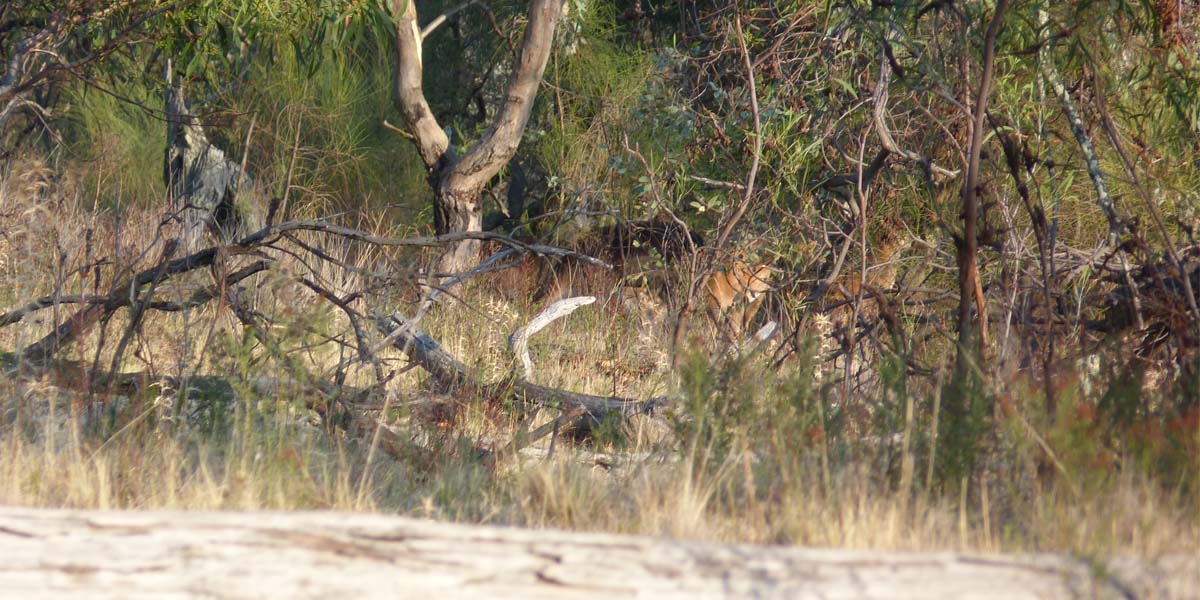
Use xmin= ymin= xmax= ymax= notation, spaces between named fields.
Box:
xmin=713 ymin=8 xmax=763 ymax=251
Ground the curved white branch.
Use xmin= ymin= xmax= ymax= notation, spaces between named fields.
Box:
xmin=508 ymin=296 xmax=596 ymax=381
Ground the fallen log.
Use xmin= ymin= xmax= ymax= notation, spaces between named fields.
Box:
xmin=509 ymin=296 xmax=596 ymax=381
xmin=0 ymin=507 xmax=1192 ymax=599
xmin=375 ymin=314 xmax=665 ymax=419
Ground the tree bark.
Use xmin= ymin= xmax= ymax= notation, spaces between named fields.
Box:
xmin=392 ymin=0 xmax=564 ymax=277
xmin=955 ymin=0 xmax=1007 ymax=376
xmin=164 ymin=81 xmax=257 ymax=252
xmin=375 ymin=314 xmax=662 ymax=419
xmin=0 ymin=507 xmax=1192 ymax=599
xmin=392 ymin=0 xmax=449 ymax=169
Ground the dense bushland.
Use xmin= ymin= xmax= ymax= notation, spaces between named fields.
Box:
xmin=0 ymin=0 xmax=1196 ymax=558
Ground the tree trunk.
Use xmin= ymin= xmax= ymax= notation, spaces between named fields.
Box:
xmin=2 ymin=507 xmax=1192 ymax=599
xmin=955 ymin=0 xmax=1007 ymax=377
xmin=164 ymin=79 xmax=257 ymax=253
xmin=392 ymin=0 xmax=564 ymax=277
xmin=432 ymin=186 xmax=485 ymax=276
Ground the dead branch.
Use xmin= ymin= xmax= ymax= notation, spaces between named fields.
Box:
xmin=500 ymin=404 xmax=586 ymax=459
xmin=9 ymin=217 xmax=604 ymax=366
xmin=508 ymin=296 xmax=596 ymax=381
xmin=687 ymin=174 xmax=746 ymax=191
xmin=17 ymin=245 xmax=227 ymax=365
xmin=873 ymin=53 xmax=959 ymax=180
xmin=375 ymin=314 xmax=664 ymax=420
xmin=420 ymin=0 xmax=482 ymax=39
xmin=721 ymin=320 xmax=779 ymax=362
xmin=0 ymin=260 xmax=267 ymax=328
xmin=241 ymin=220 xmax=611 ymax=269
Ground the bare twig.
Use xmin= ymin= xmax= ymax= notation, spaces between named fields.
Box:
xmin=508 ymin=296 xmax=595 ymax=381
xmin=106 ymin=239 xmax=179 ymax=378
xmin=873 ymin=54 xmax=959 ymax=180
xmin=713 ymin=9 xmax=763 ymax=251
xmin=420 ymin=0 xmax=481 ymax=39
xmin=687 ymin=175 xmax=746 ymax=191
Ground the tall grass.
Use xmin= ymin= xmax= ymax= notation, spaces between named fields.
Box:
xmin=50 ymin=29 xmax=431 ymax=225
xmin=0 ymin=157 xmax=1194 ymax=559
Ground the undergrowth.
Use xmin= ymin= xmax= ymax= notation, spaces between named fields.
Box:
xmin=0 ymin=160 xmax=1195 ymax=560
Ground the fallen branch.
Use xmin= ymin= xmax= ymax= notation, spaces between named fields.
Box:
xmin=10 ymin=216 xmax=604 ymax=366
xmin=376 ymin=314 xmax=664 ymax=420
xmin=508 ymin=296 xmax=595 ymax=381
xmin=721 ymin=320 xmax=778 ymax=362
xmin=15 ymin=248 xmax=258 ymax=365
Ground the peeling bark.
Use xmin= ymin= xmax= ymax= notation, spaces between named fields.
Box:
xmin=164 ymin=81 xmax=258 ymax=252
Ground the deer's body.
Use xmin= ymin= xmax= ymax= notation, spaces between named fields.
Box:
xmin=705 ymin=260 xmax=773 ymax=341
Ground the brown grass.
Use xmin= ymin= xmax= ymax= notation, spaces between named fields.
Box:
xmin=0 ymin=157 xmax=1196 ymax=562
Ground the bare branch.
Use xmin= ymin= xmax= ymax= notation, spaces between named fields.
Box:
xmin=441 ymin=0 xmax=564 ymax=195
xmin=420 ymin=0 xmax=480 ymax=39
xmin=376 ymin=314 xmax=664 ymax=420
xmin=873 ymin=54 xmax=960 ymax=180
xmin=714 ymin=10 xmax=764 ymax=251
xmin=391 ymin=0 xmax=449 ymax=168
xmin=1038 ymin=7 xmax=1147 ymax=330
xmin=508 ymin=296 xmax=595 ymax=381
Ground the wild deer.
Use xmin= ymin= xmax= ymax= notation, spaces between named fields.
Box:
xmin=481 ymin=221 xmax=786 ymax=347
xmin=704 ymin=247 xmax=774 ymax=343
xmin=823 ymin=221 xmax=911 ymax=328
xmin=810 ymin=220 xmax=914 ymax=380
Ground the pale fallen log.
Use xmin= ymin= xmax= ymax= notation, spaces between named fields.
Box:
xmin=0 ymin=507 xmax=1194 ymax=600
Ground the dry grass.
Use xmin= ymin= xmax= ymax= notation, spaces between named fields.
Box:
xmin=0 ymin=157 xmax=1196 ymax=563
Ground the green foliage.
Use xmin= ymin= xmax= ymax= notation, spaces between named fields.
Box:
xmin=58 ymin=74 xmax=166 ymax=209
xmin=221 ymin=30 xmax=430 ymax=218
xmin=672 ymin=350 xmax=759 ymax=470
xmin=155 ymin=0 xmax=370 ymax=86
xmin=535 ymin=4 xmax=658 ymax=217
xmin=938 ymin=363 xmax=992 ymax=484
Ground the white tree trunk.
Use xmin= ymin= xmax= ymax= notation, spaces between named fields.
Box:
xmin=0 ymin=507 xmax=1193 ymax=599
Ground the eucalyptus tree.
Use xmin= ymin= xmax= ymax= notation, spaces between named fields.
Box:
xmin=390 ymin=0 xmax=565 ymax=276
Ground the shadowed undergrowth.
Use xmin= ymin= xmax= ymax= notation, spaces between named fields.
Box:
xmin=0 ymin=164 xmax=1195 ymax=560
